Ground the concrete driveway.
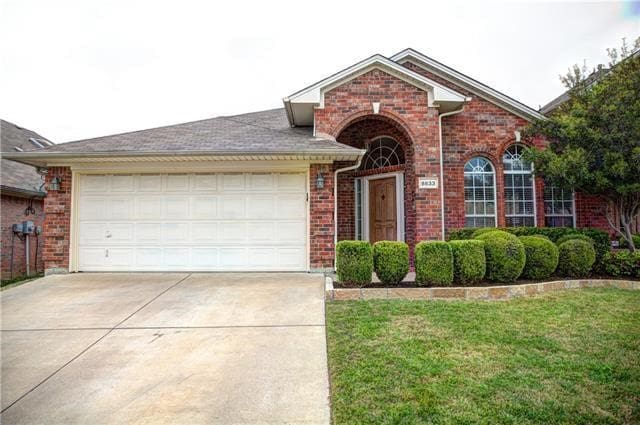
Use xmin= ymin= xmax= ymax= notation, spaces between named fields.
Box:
xmin=0 ymin=273 xmax=329 ymax=424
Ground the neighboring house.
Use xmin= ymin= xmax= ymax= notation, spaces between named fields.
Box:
xmin=1 ymin=120 xmax=54 ymax=279
xmin=5 ymin=48 xmax=611 ymax=275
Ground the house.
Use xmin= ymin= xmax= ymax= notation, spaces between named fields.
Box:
xmin=4 ymin=48 xmax=611 ymax=275
xmin=1 ymin=120 xmax=54 ymax=279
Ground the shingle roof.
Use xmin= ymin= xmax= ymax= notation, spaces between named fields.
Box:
xmin=33 ymin=108 xmax=359 ymax=155
xmin=1 ymin=120 xmax=52 ymax=196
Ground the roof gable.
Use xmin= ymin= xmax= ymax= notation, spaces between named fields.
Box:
xmin=283 ymin=54 xmax=468 ymax=126
xmin=390 ymin=48 xmax=546 ymax=122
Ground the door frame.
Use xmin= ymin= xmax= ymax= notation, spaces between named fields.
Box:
xmin=361 ymin=171 xmax=405 ymax=242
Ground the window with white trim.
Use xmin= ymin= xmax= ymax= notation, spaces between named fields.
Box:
xmin=464 ymin=157 xmax=497 ymax=227
xmin=544 ymin=184 xmax=575 ymax=227
xmin=503 ymin=144 xmax=536 ymax=227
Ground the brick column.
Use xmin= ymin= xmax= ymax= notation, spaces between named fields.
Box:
xmin=309 ymin=164 xmax=334 ymax=271
xmin=43 ymin=167 xmax=72 ymax=274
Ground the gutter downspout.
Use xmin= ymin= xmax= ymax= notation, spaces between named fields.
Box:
xmin=333 ymin=155 xmax=364 ymax=270
xmin=438 ymin=104 xmax=466 ymax=240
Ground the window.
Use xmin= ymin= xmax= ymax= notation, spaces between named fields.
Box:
xmin=354 ymin=178 xmax=363 ymax=240
xmin=464 ymin=157 xmax=496 ymax=227
xmin=544 ymin=184 xmax=574 ymax=227
xmin=361 ymin=137 xmax=404 ymax=170
xmin=503 ymin=144 xmax=536 ymax=227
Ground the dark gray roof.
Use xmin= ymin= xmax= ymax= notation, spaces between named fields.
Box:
xmin=32 ymin=108 xmax=358 ymax=155
xmin=1 ymin=120 xmax=52 ymax=196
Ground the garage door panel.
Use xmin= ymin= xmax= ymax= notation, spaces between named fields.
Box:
xmin=111 ymin=175 xmax=135 ymax=192
xmin=247 ymin=197 xmax=275 ymax=219
xmin=220 ymin=197 xmax=245 ymax=219
xmin=191 ymin=223 xmax=218 ymax=241
xmin=192 ymin=174 xmax=217 ymax=191
xmin=164 ymin=198 xmax=190 ymax=219
xmin=191 ymin=197 xmax=217 ymax=219
xmin=222 ymin=174 xmax=245 ymax=191
xmin=162 ymin=223 xmax=189 ymax=243
xmin=108 ymin=199 xmax=133 ymax=220
xmin=220 ymin=222 xmax=246 ymax=242
xmin=79 ymin=197 xmax=107 ymax=220
xmin=78 ymin=173 xmax=307 ymax=271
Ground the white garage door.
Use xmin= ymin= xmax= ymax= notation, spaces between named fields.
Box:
xmin=77 ymin=173 xmax=308 ymax=271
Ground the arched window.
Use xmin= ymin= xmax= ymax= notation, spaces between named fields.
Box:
xmin=464 ymin=157 xmax=496 ymax=227
xmin=503 ymin=144 xmax=536 ymax=227
xmin=361 ymin=137 xmax=405 ymax=170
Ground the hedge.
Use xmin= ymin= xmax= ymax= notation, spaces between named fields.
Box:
xmin=556 ymin=239 xmax=596 ymax=277
xmin=519 ymin=236 xmax=559 ymax=279
xmin=475 ymin=230 xmax=526 ymax=282
xmin=603 ymin=250 xmax=640 ymax=278
xmin=335 ymin=241 xmax=373 ymax=287
xmin=618 ymin=234 xmax=640 ymax=249
xmin=449 ymin=240 xmax=486 ymax=284
xmin=448 ymin=226 xmax=609 ymax=271
xmin=373 ymin=241 xmax=409 ymax=285
xmin=414 ymin=241 xmax=453 ymax=286
xmin=556 ymin=234 xmax=594 ymax=246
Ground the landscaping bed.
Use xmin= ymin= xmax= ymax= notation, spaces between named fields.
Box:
xmin=326 ymin=289 xmax=640 ymax=424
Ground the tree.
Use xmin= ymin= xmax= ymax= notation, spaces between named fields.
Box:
xmin=525 ymin=37 xmax=640 ymax=251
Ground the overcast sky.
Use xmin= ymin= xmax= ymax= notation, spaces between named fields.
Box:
xmin=1 ymin=0 xmax=638 ymax=143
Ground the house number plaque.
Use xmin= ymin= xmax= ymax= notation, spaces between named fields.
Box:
xmin=419 ymin=178 xmax=438 ymax=189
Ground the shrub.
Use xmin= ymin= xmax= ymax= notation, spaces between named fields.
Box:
xmin=618 ymin=234 xmax=640 ymax=249
xmin=556 ymin=234 xmax=594 ymax=246
xmin=475 ymin=231 xmax=526 ymax=282
xmin=471 ymin=227 xmax=500 ymax=238
xmin=335 ymin=241 xmax=373 ymax=287
xmin=557 ymin=240 xmax=596 ymax=277
xmin=373 ymin=241 xmax=409 ymax=285
xmin=414 ymin=241 xmax=453 ymax=286
xmin=448 ymin=226 xmax=611 ymax=272
xmin=449 ymin=240 xmax=486 ymax=284
xmin=519 ymin=236 xmax=559 ymax=279
xmin=603 ymin=250 xmax=640 ymax=278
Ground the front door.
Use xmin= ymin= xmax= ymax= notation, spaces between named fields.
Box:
xmin=369 ymin=177 xmax=397 ymax=243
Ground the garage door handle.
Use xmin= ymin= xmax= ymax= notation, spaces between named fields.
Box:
xmin=105 ymin=249 xmax=109 ymax=258
xmin=105 ymin=231 xmax=112 ymax=238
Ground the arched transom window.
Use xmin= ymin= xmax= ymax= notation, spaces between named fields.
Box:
xmin=503 ymin=144 xmax=536 ymax=227
xmin=464 ymin=157 xmax=497 ymax=228
xmin=361 ymin=137 xmax=405 ymax=171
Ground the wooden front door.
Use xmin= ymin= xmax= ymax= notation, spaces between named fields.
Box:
xmin=369 ymin=177 xmax=397 ymax=243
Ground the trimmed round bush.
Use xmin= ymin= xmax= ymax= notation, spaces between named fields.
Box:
xmin=449 ymin=240 xmax=486 ymax=284
xmin=556 ymin=233 xmax=594 ymax=247
xmin=519 ymin=236 xmax=559 ymax=279
xmin=373 ymin=241 xmax=409 ymax=285
xmin=414 ymin=241 xmax=453 ymax=286
xmin=556 ymin=239 xmax=596 ymax=277
xmin=335 ymin=241 xmax=373 ymax=287
xmin=471 ymin=227 xmax=500 ymax=239
xmin=475 ymin=231 xmax=526 ymax=282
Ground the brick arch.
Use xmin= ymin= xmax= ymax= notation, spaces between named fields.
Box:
xmin=332 ymin=109 xmax=417 ymax=144
xmin=461 ymin=149 xmax=500 ymax=167
xmin=334 ymin=114 xmax=417 ymax=262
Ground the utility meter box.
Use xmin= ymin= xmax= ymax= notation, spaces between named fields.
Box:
xmin=14 ymin=221 xmax=36 ymax=235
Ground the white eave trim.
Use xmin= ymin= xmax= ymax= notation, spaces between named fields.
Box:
xmin=283 ymin=54 xmax=466 ymax=126
xmin=390 ymin=49 xmax=546 ymax=122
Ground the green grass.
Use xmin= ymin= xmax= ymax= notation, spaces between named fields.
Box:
xmin=1 ymin=273 xmax=43 ymax=290
xmin=326 ymin=289 xmax=640 ymax=424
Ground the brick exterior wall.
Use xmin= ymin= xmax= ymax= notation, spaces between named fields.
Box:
xmin=309 ymin=163 xmax=335 ymax=270
xmin=575 ymin=192 xmax=609 ymax=230
xmin=43 ymin=167 xmax=72 ymax=274
xmin=315 ymin=69 xmax=443 ymax=249
xmin=1 ymin=195 xmax=45 ymax=280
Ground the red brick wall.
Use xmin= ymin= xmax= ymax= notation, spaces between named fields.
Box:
xmin=309 ymin=164 xmax=334 ymax=270
xmin=43 ymin=167 xmax=72 ymax=274
xmin=575 ymin=192 xmax=609 ymax=230
xmin=315 ymin=69 xmax=443 ymax=245
xmin=1 ymin=195 xmax=45 ymax=280
xmin=402 ymin=62 xmax=548 ymax=230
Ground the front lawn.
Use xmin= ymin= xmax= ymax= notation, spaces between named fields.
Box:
xmin=326 ymin=289 xmax=640 ymax=424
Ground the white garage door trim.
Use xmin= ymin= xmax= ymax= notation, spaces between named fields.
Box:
xmin=71 ymin=171 xmax=309 ymax=272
